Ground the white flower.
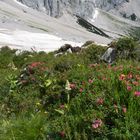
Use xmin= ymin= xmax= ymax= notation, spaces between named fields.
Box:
xmin=65 ymin=80 xmax=71 ymax=91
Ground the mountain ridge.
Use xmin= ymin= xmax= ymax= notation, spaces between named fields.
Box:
xmin=17 ymin=0 xmax=140 ymax=21
xmin=16 ymin=0 xmax=140 ymax=38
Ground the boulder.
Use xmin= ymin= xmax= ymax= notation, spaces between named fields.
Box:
xmin=70 ymin=46 xmax=81 ymax=53
xmin=55 ymin=44 xmax=81 ymax=56
xmin=56 ymin=44 xmax=72 ymax=53
xmin=130 ymin=13 xmax=137 ymax=21
xmin=101 ymin=47 xmax=117 ymax=64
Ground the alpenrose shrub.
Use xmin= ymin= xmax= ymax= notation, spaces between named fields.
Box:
xmin=1 ymin=38 xmax=140 ymax=139
xmin=4 ymin=61 xmax=140 ymax=139
xmin=0 ymin=46 xmax=17 ymax=68
xmin=115 ymin=37 xmax=138 ymax=59
xmin=18 ymin=61 xmax=48 ymax=86
xmin=45 ymin=62 xmax=140 ymax=139
xmin=0 ymin=61 xmax=140 ymax=139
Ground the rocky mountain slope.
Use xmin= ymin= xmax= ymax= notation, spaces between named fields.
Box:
xmin=0 ymin=0 xmax=140 ymax=51
xmin=17 ymin=0 xmax=140 ymax=20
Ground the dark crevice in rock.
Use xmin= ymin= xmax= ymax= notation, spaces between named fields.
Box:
xmin=76 ymin=15 xmax=110 ymax=38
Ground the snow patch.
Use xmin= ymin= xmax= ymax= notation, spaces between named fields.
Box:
xmin=13 ymin=0 xmax=28 ymax=8
xmin=90 ymin=8 xmax=99 ymax=22
xmin=0 ymin=29 xmax=83 ymax=52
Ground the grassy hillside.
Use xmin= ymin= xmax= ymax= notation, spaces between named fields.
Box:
xmin=0 ymin=38 xmax=140 ymax=139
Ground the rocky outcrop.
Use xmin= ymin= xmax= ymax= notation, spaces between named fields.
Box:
xmin=101 ymin=47 xmax=117 ymax=64
xmin=17 ymin=0 xmax=63 ymax=17
xmin=17 ymin=0 xmax=136 ymax=20
xmin=55 ymin=44 xmax=81 ymax=56
xmin=56 ymin=44 xmax=72 ymax=53
xmin=71 ymin=46 xmax=81 ymax=53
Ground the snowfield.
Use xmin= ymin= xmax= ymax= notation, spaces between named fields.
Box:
xmin=0 ymin=29 xmax=83 ymax=52
xmin=90 ymin=9 xmax=99 ymax=23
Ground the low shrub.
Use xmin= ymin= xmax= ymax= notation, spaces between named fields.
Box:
xmin=0 ymin=46 xmax=17 ymax=68
xmin=81 ymin=44 xmax=107 ymax=63
xmin=115 ymin=37 xmax=138 ymax=59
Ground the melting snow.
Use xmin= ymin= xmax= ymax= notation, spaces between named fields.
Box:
xmin=91 ymin=9 xmax=99 ymax=22
xmin=0 ymin=29 xmax=83 ymax=52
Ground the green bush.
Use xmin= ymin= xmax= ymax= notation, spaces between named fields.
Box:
xmin=81 ymin=40 xmax=95 ymax=47
xmin=53 ymin=53 xmax=86 ymax=72
xmin=115 ymin=37 xmax=137 ymax=59
xmin=13 ymin=51 xmax=35 ymax=68
xmin=0 ymin=46 xmax=17 ymax=68
xmin=81 ymin=44 xmax=107 ymax=63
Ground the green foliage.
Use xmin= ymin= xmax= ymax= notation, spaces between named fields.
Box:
xmin=13 ymin=51 xmax=34 ymax=68
xmin=81 ymin=40 xmax=95 ymax=47
xmin=0 ymin=113 xmax=48 ymax=140
xmin=53 ymin=53 xmax=85 ymax=72
xmin=0 ymin=46 xmax=17 ymax=68
xmin=129 ymin=40 xmax=140 ymax=61
xmin=115 ymin=37 xmax=137 ymax=59
xmin=0 ymin=39 xmax=140 ymax=139
xmin=81 ymin=44 xmax=107 ymax=63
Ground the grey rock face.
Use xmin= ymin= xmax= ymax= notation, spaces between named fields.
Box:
xmin=101 ymin=48 xmax=117 ymax=64
xmin=17 ymin=0 xmax=62 ymax=17
xmin=14 ymin=0 xmax=140 ymax=41
xmin=17 ymin=0 xmax=131 ymax=18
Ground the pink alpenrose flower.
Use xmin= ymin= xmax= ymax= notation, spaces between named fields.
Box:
xmin=88 ymin=79 xmax=93 ymax=83
xmin=96 ymin=98 xmax=104 ymax=105
xmin=59 ymin=131 xmax=65 ymax=138
xmin=122 ymin=106 xmax=127 ymax=113
xmin=134 ymin=91 xmax=140 ymax=97
xmin=70 ymin=83 xmax=76 ymax=89
xmin=127 ymin=86 xmax=132 ymax=91
xmin=92 ymin=119 xmax=102 ymax=129
xmin=119 ymin=74 xmax=126 ymax=81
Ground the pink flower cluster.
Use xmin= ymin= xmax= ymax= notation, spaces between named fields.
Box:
xmin=119 ymin=74 xmax=126 ymax=81
xmin=59 ymin=131 xmax=65 ymax=138
xmin=92 ymin=119 xmax=102 ymax=129
xmin=96 ymin=98 xmax=104 ymax=105
xmin=134 ymin=91 xmax=140 ymax=97
xmin=122 ymin=106 xmax=127 ymax=113
xmin=30 ymin=62 xmax=43 ymax=68
xmin=88 ymin=79 xmax=93 ymax=83
xmin=69 ymin=83 xmax=76 ymax=89
xmin=118 ymin=72 xmax=140 ymax=94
